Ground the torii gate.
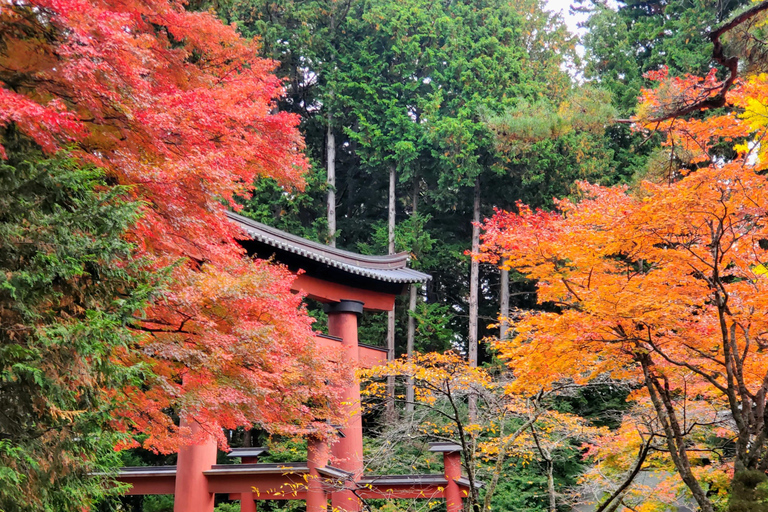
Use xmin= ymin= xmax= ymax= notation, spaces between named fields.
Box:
xmin=116 ymin=212 xmax=476 ymax=512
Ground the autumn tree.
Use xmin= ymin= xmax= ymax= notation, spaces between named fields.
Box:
xmin=0 ymin=0 xmax=347 ymax=457
xmin=574 ymin=399 xmax=735 ymax=512
xmin=361 ymin=352 xmax=602 ymax=512
xmin=478 ymin=55 xmax=768 ymax=508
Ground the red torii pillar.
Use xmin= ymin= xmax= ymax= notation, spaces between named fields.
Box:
xmin=173 ymin=417 xmax=217 ymax=512
xmin=325 ymin=300 xmax=365 ymax=512
xmin=443 ymin=448 xmax=463 ymax=512
xmin=307 ymin=436 xmax=330 ymax=512
xmin=429 ymin=442 xmax=464 ymax=512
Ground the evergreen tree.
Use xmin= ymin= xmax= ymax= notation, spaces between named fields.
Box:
xmin=0 ymin=137 xmax=158 ymax=512
xmin=224 ymin=0 xmax=589 ymax=360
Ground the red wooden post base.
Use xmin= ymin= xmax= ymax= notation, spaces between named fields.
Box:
xmin=443 ymin=451 xmax=463 ymax=512
xmin=173 ymin=417 xmax=217 ymax=512
xmin=307 ymin=437 xmax=330 ymax=512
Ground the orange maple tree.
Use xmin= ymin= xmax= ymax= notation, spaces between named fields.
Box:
xmin=0 ymin=0 xmax=347 ymax=451
xmin=479 ymin=68 xmax=768 ymax=510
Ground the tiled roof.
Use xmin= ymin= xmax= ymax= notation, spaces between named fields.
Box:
xmin=358 ymin=474 xmax=448 ymax=486
xmin=428 ymin=442 xmax=463 ymax=453
xmin=226 ymin=447 xmax=269 ymax=459
xmin=228 ymin=211 xmax=431 ymax=284
xmin=358 ymin=474 xmax=482 ymax=489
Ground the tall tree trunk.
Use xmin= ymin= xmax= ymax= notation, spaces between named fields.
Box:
xmin=386 ymin=164 xmax=397 ymax=420
xmin=547 ymin=457 xmax=556 ymax=512
xmin=640 ymin=353 xmax=715 ymax=512
xmin=406 ymin=178 xmax=418 ymax=414
xmin=326 ymin=113 xmax=336 ymax=247
xmin=500 ymin=263 xmax=509 ymax=340
xmin=468 ymin=177 xmax=480 ymax=419
xmin=531 ymin=426 xmax=556 ymax=512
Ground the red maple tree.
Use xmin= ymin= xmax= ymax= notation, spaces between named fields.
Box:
xmin=1 ymin=0 xmax=347 ymax=452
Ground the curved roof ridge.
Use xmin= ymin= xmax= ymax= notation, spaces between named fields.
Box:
xmin=227 ymin=211 xmax=431 ymax=284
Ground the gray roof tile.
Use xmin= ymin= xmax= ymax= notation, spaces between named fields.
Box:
xmin=228 ymin=211 xmax=431 ymax=284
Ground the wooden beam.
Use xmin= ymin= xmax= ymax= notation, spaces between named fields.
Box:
xmin=121 ymin=475 xmax=176 ymax=495
xmin=292 ymin=274 xmax=396 ymax=311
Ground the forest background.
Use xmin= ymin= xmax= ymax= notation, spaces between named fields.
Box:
xmin=2 ymin=0 xmax=766 ymax=510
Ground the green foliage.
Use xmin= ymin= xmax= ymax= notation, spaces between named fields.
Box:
xmin=336 ymin=0 xmax=435 ymax=179
xmin=477 ymin=419 xmax=587 ymax=512
xmin=0 ymin=139 xmax=158 ymax=511
xmin=261 ymin=438 xmax=308 ymax=463
xmin=358 ymin=310 xmax=387 ymax=349
xmin=411 ymin=301 xmax=455 ymax=353
xmin=357 ymin=213 xmax=435 ymax=267
xmin=489 ymin=460 xmax=550 ymax=511
xmin=729 ymin=470 xmax=768 ymax=512
xmin=619 ymin=0 xmax=736 ymax=76
xmin=238 ymin=174 xmax=329 ymax=243
xmin=560 ymin=87 xmax=618 ymax=135
xmin=489 ymin=454 xmax=582 ymax=512
xmin=550 ymin=385 xmax=632 ymax=430
xmin=356 ymin=298 xmax=454 ymax=354
xmin=483 ymin=87 xmax=618 ymax=209
xmin=484 ymin=100 xmax=571 ymax=153
xmin=213 ymin=502 xmax=241 ymax=512
xmin=143 ymin=495 xmax=174 ymax=512
xmin=582 ymin=6 xmax=643 ymax=115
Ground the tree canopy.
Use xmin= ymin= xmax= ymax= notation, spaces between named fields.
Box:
xmin=0 ymin=0 xmax=348 ymax=455
xmin=479 ymin=20 xmax=768 ymax=508
xmin=8 ymin=0 xmax=768 ymax=510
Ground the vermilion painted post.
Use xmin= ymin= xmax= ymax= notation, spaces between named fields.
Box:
xmin=238 ymin=455 xmax=258 ymax=512
xmin=325 ymin=300 xmax=364 ymax=512
xmin=239 ymin=491 xmax=257 ymax=512
xmin=443 ymin=451 xmax=463 ymax=512
xmin=307 ymin=436 xmax=330 ymax=512
xmin=173 ymin=416 xmax=217 ymax=512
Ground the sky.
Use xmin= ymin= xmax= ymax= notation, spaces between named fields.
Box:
xmin=544 ymin=0 xmax=589 ymax=35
